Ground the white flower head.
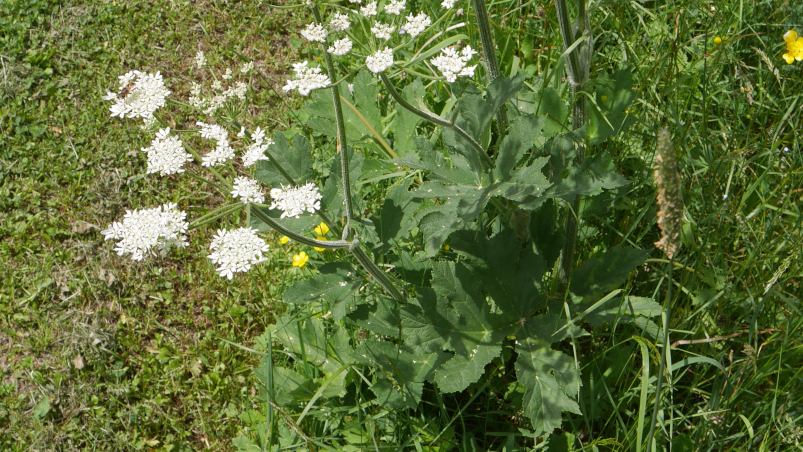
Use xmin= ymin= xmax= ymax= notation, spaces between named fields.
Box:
xmin=329 ymin=12 xmax=350 ymax=32
xmin=328 ymin=38 xmax=353 ymax=56
xmin=300 ymin=22 xmax=328 ymax=42
xmin=371 ymin=22 xmax=395 ymax=40
xmin=208 ymin=227 xmax=270 ymax=280
xmin=360 ymin=2 xmax=378 ymax=16
xmin=240 ymin=61 xmax=255 ymax=74
xmin=430 ymin=45 xmax=478 ymax=82
xmin=242 ymin=139 xmax=272 ymax=167
xmin=102 ymin=203 xmax=189 ymax=261
xmin=141 ymin=128 xmax=193 ymax=176
xmin=252 ymin=126 xmax=266 ymax=144
xmin=237 ymin=126 xmax=246 ymax=138
xmin=441 ymin=0 xmax=457 ymax=8
xmin=222 ymin=68 xmax=233 ymax=80
xmin=349 ymin=0 xmax=361 ymax=3
xmin=231 ymin=176 xmax=265 ymax=204
xmin=197 ymin=122 xmax=236 ymax=167
xmin=195 ymin=51 xmax=207 ymax=68
xmin=366 ymin=47 xmax=394 ymax=73
xmin=106 ymin=71 xmax=171 ymax=122
xmin=404 ymin=13 xmax=431 ymax=38
xmin=283 ymin=61 xmax=331 ymax=96
xmin=269 ymin=183 xmax=323 ymax=218
xmin=385 ymin=0 xmax=405 ymax=15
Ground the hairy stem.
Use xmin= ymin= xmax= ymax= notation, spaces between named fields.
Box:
xmin=314 ymin=5 xmax=354 ymax=241
xmin=251 ymin=206 xmax=351 ymax=249
xmin=379 ymin=73 xmax=493 ymax=169
xmin=471 ymin=0 xmax=508 ymax=134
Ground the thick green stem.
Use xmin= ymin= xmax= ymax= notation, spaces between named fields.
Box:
xmin=645 ymin=261 xmax=674 ymax=451
xmin=471 ymin=0 xmax=508 ymax=134
xmin=351 ymin=244 xmax=405 ymax=303
xmin=555 ymin=0 xmax=590 ymax=288
xmin=314 ymin=5 xmax=354 ymax=241
xmin=379 ymin=73 xmax=493 ymax=169
xmin=251 ymin=206 xmax=351 ymax=249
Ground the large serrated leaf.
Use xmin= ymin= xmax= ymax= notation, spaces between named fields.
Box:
xmin=255 ymin=131 xmax=314 ymax=186
xmin=393 ymin=79 xmax=425 ymax=156
xmin=282 ymin=263 xmax=362 ymax=321
xmin=495 ymin=114 xmax=546 ymax=181
xmin=515 ymin=320 xmax=582 ymax=436
xmin=570 ymin=247 xmax=650 ymax=299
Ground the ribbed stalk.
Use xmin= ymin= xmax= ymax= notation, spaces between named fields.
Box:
xmin=471 ymin=0 xmax=508 ymax=134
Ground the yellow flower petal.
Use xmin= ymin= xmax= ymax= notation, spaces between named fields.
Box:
xmin=783 ymin=52 xmax=796 ymax=64
xmin=313 ymin=236 xmax=327 ymax=252
xmin=292 ymin=251 xmax=309 ymax=267
xmin=314 ymin=222 xmax=329 ymax=236
xmin=280 ymin=236 xmax=290 ymax=245
xmin=784 ymin=30 xmax=798 ymax=44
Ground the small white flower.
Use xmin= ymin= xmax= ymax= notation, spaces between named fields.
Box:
xmin=430 ymin=45 xmax=478 ymax=82
xmin=371 ymin=22 xmax=395 ymax=40
xmin=197 ymin=122 xmax=235 ymax=167
xmin=404 ymin=13 xmax=431 ymax=38
xmin=240 ymin=61 xmax=254 ymax=74
xmin=237 ymin=126 xmax=246 ymax=138
xmin=300 ymin=23 xmax=328 ymax=42
xmin=223 ymin=81 xmax=248 ymax=100
xmin=441 ymin=0 xmax=457 ymax=8
xmin=329 ymin=12 xmax=350 ymax=32
xmin=195 ymin=51 xmax=207 ymax=68
xmin=360 ymin=2 xmax=377 ymax=16
xmin=269 ymin=183 xmax=323 ymax=218
xmin=384 ymin=0 xmax=405 ymax=15
xmin=366 ymin=47 xmax=394 ymax=73
xmin=222 ymin=68 xmax=233 ymax=80
xmin=207 ymin=227 xmax=270 ymax=280
xmin=252 ymin=126 xmax=266 ymax=145
xmin=211 ymin=80 xmax=223 ymax=90
xmin=347 ymin=83 xmax=354 ymax=95
xmin=140 ymin=128 xmax=192 ymax=176
xmin=328 ymin=38 xmax=353 ymax=56
xmin=102 ymin=203 xmax=189 ymax=261
xmin=283 ymin=61 xmax=331 ymax=96
xmin=242 ymin=139 xmax=272 ymax=168
xmin=231 ymin=176 xmax=265 ymax=204
xmin=106 ymin=71 xmax=171 ymax=123
xmin=349 ymin=0 xmax=361 ymax=3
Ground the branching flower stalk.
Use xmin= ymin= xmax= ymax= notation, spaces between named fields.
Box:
xmin=379 ymin=72 xmax=493 ymax=169
xmin=470 ymin=0 xmax=507 ymax=134
xmin=555 ymin=0 xmax=592 ymax=288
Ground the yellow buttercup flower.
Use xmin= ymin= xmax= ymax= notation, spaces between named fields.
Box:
xmin=313 ymin=236 xmax=328 ymax=252
xmin=279 ymin=235 xmax=290 ymax=245
xmin=292 ymin=251 xmax=309 ymax=267
xmin=713 ymin=36 xmax=722 ymax=45
xmin=314 ymin=222 xmax=329 ymax=236
xmin=783 ymin=30 xmax=803 ymax=64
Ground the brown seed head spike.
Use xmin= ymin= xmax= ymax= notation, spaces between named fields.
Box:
xmin=653 ymin=127 xmax=683 ymax=259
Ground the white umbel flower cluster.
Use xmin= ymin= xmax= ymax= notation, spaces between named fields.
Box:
xmin=104 ymin=71 xmax=170 ymax=123
xmin=283 ymin=61 xmax=331 ymax=96
xmin=102 ymin=203 xmax=189 ymax=261
xmin=241 ymin=126 xmax=272 ymax=167
xmin=231 ymin=176 xmax=265 ymax=204
xmin=366 ymin=47 xmax=394 ymax=73
xmin=240 ymin=61 xmax=254 ymax=74
xmin=300 ymin=23 xmax=328 ymax=42
xmin=360 ymin=2 xmax=377 ymax=16
xmin=195 ymin=51 xmax=207 ymax=68
xmin=430 ymin=45 xmax=478 ymax=82
xmin=329 ymin=12 xmax=350 ymax=32
xmin=269 ymin=183 xmax=322 ymax=218
xmin=197 ymin=122 xmax=235 ymax=167
xmin=404 ymin=13 xmax=431 ymax=38
xmin=207 ymin=227 xmax=270 ymax=280
xmin=371 ymin=22 xmax=395 ymax=40
xmin=141 ymin=128 xmax=192 ymax=176
xmin=441 ymin=0 xmax=457 ymax=8
xmin=328 ymin=38 xmax=353 ymax=56
xmin=385 ymin=0 xmax=405 ymax=15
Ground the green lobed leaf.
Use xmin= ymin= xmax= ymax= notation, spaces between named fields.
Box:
xmin=254 ymin=131 xmax=314 ymax=186
xmin=393 ymin=79 xmax=425 ymax=156
xmin=494 ymin=113 xmax=547 ymax=181
xmin=282 ymin=263 xmax=362 ymax=321
xmin=570 ymin=247 xmax=650 ymax=299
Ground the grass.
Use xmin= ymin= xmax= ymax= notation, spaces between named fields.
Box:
xmin=1 ymin=0 xmax=803 ymax=450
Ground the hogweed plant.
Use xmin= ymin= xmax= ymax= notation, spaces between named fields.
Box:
xmin=100 ymin=0 xmax=664 ymax=448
